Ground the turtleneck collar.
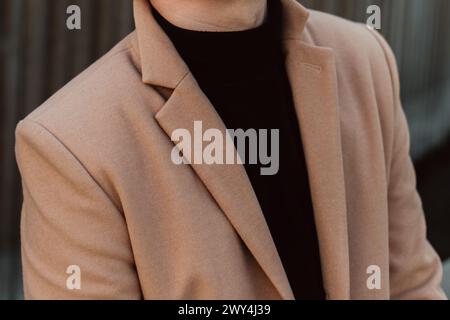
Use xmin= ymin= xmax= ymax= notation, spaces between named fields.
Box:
xmin=151 ymin=0 xmax=284 ymax=85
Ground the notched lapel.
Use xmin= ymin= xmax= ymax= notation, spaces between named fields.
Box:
xmin=134 ymin=0 xmax=350 ymax=300
xmin=285 ymin=40 xmax=351 ymax=300
xmin=154 ymin=73 xmax=294 ymax=300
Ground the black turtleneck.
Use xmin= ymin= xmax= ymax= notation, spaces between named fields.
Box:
xmin=153 ymin=0 xmax=326 ymax=300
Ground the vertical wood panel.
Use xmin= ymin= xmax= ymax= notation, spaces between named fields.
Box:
xmin=1 ymin=0 xmax=26 ymax=300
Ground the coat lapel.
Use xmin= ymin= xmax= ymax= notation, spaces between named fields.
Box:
xmin=155 ymin=73 xmax=295 ymax=300
xmin=133 ymin=0 xmax=294 ymax=299
xmin=284 ymin=40 xmax=351 ymax=299
xmin=133 ymin=0 xmax=351 ymax=300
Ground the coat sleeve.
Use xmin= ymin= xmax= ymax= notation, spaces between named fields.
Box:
xmin=370 ymin=30 xmax=447 ymax=300
xmin=15 ymin=119 xmax=142 ymax=299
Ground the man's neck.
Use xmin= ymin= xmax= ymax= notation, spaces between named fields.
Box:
xmin=149 ymin=0 xmax=268 ymax=32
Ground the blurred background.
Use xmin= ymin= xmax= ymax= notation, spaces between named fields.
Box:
xmin=1 ymin=0 xmax=449 ymax=299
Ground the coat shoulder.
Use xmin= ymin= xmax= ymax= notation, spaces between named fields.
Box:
xmin=305 ymin=9 xmax=393 ymax=66
xmin=16 ymin=32 xmax=165 ymax=191
xmin=20 ymin=32 xmax=161 ymax=142
xmin=26 ymin=34 xmax=130 ymax=120
xmin=304 ymin=9 xmax=399 ymax=117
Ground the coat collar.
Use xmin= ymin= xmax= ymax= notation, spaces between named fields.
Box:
xmin=133 ymin=0 xmax=309 ymax=89
xmin=132 ymin=0 xmax=350 ymax=300
xmin=133 ymin=0 xmax=189 ymax=88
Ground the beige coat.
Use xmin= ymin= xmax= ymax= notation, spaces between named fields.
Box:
xmin=16 ymin=0 xmax=446 ymax=299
